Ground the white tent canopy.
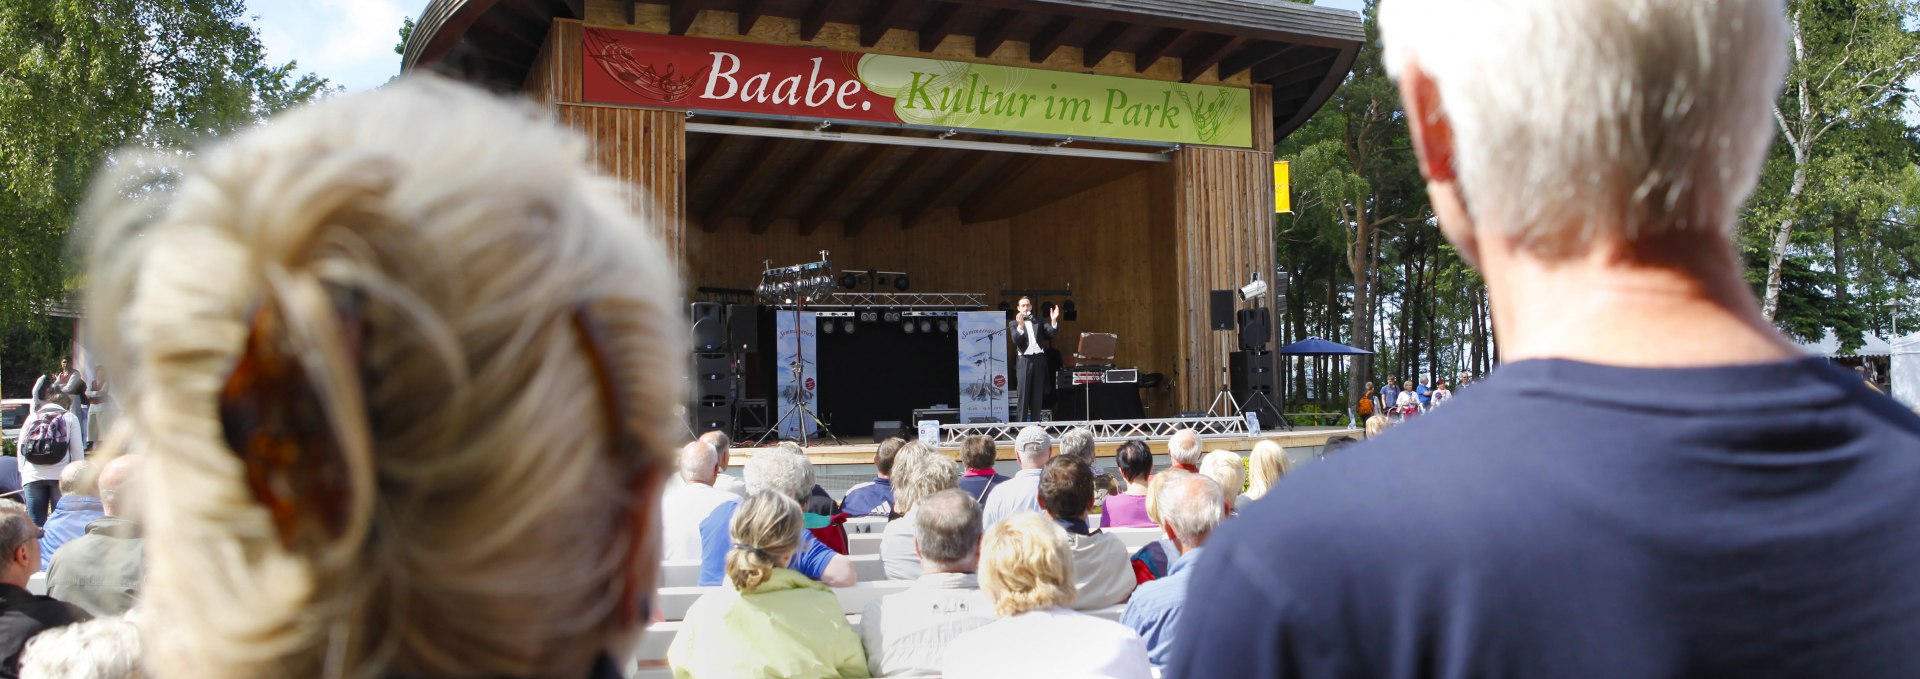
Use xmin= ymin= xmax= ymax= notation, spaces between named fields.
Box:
xmin=1797 ymin=329 xmax=1894 ymax=357
xmin=1892 ymin=332 xmax=1920 ymax=408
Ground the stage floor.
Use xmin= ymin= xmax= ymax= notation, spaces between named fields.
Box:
xmin=731 ymin=426 xmax=1361 ymax=467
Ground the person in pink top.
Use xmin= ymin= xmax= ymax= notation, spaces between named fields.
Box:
xmin=1099 ymin=440 xmax=1156 ymax=528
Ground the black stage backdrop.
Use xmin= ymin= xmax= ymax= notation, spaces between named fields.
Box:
xmin=807 ymin=318 xmax=958 ymax=438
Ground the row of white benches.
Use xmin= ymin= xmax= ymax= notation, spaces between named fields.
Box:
xmin=657 ymin=525 xmax=1167 ymax=590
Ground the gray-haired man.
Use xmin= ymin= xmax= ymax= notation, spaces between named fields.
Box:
xmin=980 ymin=426 xmax=1052 ymax=529
xmin=860 ymin=489 xmax=995 ymax=677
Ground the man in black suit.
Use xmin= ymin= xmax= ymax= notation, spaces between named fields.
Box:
xmin=1010 ymin=296 xmax=1060 ymax=422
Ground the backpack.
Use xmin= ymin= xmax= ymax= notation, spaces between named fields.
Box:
xmin=22 ymin=409 xmax=69 ymax=466
xmin=1356 ymin=393 xmax=1374 ymax=417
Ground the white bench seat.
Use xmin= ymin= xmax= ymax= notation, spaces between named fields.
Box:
xmin=654 ymin=579 xmax=913 ymax=621
xmin=658 ymin=554 xmax=886 ymax=588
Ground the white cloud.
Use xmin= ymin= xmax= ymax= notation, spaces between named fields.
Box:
xmin=250 ymin=0 xmax=429 ymax=92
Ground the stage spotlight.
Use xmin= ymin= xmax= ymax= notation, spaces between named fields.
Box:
xmin=839 ymin=272 xmax=857 ymax=289
xmin=904 ymin=320 xmax=916 ymax=334
xmin=997 ymin=301 xmax=1011 ymax=311
xmin=937 ymin=319 xmax=951 ymax=333
xmin=894 ymin=275 xmax=911 ymax=292
xmin=920 ymin=319 xmax=933 ymax=333
xmin=1062 ymin=299 xmax=1078 ymax=321
xmin=823 ymin=321 xmax=835 ymax=334
xmin=1239 ymin=275 xmax=1268 ymax=301
xmin=844 ymin=320 xmax=855 ymax=334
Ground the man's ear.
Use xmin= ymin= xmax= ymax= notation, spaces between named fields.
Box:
xmin=1399 ymin=62 xmax=1455 ymax=184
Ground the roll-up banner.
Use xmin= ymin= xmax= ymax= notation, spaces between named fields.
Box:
xmin=958 ymin=312 xmax=1010 ymax=424
xmin=582 ymin=28 xmax=1255 ymax=149
xmin=773 ymin=311 xmax=820 ymax=439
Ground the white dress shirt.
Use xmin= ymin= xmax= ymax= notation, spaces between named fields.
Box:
xmin=1020 ymin=320 xmax=1045 ymax=355
xmin=942 ymin=606 xmax=1151 ymax=679
xmin=661 ymin=480 xmax=739 ymax=561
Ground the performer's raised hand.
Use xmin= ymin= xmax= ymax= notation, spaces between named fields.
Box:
xmin=1049 ymin=303 xmax=1061 ymax=324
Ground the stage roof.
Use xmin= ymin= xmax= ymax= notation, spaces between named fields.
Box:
xmin=402 ymin=0 xmax=1365 ymax=142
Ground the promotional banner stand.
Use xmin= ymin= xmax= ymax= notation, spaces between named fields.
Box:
xmin=756 ymin=303 xmax=846 ymax=447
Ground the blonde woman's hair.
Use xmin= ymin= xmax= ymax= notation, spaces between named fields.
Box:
xmin=726 ymin=491 xmax=804 ymax=592
xmin=79 ymin=77 xmax=684 ymax=679
xmin=1200 ymin=450 xmax=1244 ymax=496
xmin=890 ymin=441 xmax=958 ymax=513
xmin=1244 ymin=440 xmax=1291 ymax=501
xmin=1144 ymin=468 xmax=1193 ymax=525
xmin=1365 ymin=415 xmax=1392 ymax=439
xmin=977 ymin=513 xmax=1074 ymax=617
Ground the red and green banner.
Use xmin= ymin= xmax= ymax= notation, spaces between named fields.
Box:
xmin=581 ymin=27 xmax=1254 ymax=148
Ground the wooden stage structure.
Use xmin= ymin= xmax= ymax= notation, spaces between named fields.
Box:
xmin=729 ymin=426 xmax=1360 ymax=468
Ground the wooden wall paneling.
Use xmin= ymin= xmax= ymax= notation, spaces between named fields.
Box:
xmin=1252 ymin=84 xmax=1275 ymax=153
xmin=557 ymin=104 xmax=688 ymax=271
xmin=527 ymin=20 xmax=586 ymax=104
xmin=682 ymin=208 xmax=1012 ymax=297
xmin=1171 ymin=146 xmax=1274 ymax=411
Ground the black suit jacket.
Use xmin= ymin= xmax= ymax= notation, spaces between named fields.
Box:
xmin=1011 ymin=317 xmax=1057 ymax=356
xmin=0 ymin=583 xmax=87 ymax=678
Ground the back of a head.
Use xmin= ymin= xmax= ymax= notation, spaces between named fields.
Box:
xmin=1168 ymin=429 xmax=1203 ymax=466
xmin=913 ymin=488 xmax=982 ymax=571
xmin=746 ymin=446 xmax=816 ymax=504
xmin=97 ymin=454 xmax=144 ymax=519
xmin=874 ymin=437 xmax=907 ymax=476
xmin=1115 ymin=440 xmax=1152 ymax=482
xmin=1379 ymin=0 xmax=1786 ymax=254
xmin=978 ymin=512 xmax=1074 ymax=618
xmin=1014 ymin=426 xmax=1053 ymax=465
xmin=0 ymin=501 xmax=32 ymax=580
xmin=960 ymin=435 xmax=998 ymax=471
xmin=1200 ymin=450 xmax=1244 ymax=497
xmin=700 ymin=430 xmax=732 ymax=460
xmin=1245 ymin=440 xmax=1291 ymax=500
xmin=59 ymin=460 xmax=97 ymax=497
xmin=892 ymin=442 xmax=959 ymax=514
xmin=1365 ymin=415 xmax=1391 ymax=439
xmin=1146 ymin=468 xmax=1194 ymax=525
xmin=21 ymin=614 xmax=143 ymax=679
xmin=678 ymin=441 xmax=719 ymax=484
xmin=1158 ymin=475 xmax=1226 ymax=547
xmin=80 ymin=77 xmax=685 ymax=679
xmin=1038 ymin=455 xmax=1094 ymax=522
xmin=1059 ymin=428 xmax=1095 ymax=463
xmin=726 ymin=491 xmax=805 ymax=592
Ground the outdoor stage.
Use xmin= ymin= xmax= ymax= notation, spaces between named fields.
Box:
xmin=730 ymin=425 xmax=1361 ymax=468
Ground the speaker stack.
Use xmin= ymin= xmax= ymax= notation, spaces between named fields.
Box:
xmin=1229 ymin=350 xmax=1280 ymax=428
xmin=689 ymin=303 xmax=733 ymax=433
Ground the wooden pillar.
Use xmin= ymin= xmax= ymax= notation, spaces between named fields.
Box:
xmin=1171 ymin=146 xmax=1276 ymax=412
xmin=526 ymin=19 xmax=688 ymax=270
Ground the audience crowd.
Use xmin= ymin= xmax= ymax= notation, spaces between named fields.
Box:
xmin=9 ymin=2 xmax=1920 ymax=677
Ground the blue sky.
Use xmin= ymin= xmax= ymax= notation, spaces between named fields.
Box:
xmin=249 ymin=0 xmax=1368 ymax=92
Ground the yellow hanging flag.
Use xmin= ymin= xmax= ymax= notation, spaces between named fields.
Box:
xmin=1274 ymin=161 xmax=1291 ymax=214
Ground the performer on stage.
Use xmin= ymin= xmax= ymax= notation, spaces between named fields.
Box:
xmin=1011 ymin=297 xmax=1059 ymax=422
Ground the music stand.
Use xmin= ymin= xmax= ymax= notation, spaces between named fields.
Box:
xmin=1073 ymin=333 xmax=1117 ymax=421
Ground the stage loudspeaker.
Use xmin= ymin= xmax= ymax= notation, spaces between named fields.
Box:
xmin=694 ymin=353 xmax=732 ymax=403
xmin=691 ymin=302 xmax=725 ymax=352
xmin=727 ymin=304 xmax=759 ymax=353
xmin=695 ymin=404 xmax=733 ymax=433
xmin=873 ymin=421 xmax=907 ymax=441
xmin=1237 ymin=307 xmax=1272 ymax=351
xmin=1209 ymin=291 xmax=1235 ymax=330
xmin=1229 ymin=350 xmax=1280 ymax=427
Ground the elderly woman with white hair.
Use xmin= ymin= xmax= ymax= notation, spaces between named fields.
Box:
xmin=669 ymin=491 xmax=870 ymax=678
xmin=941 ymin=513 xmax=1150 ymax=679
xmin=1198 ymin=450 xmax=1246 ymax=513
xmin=878 ymin=441 xmax=961 ymax=580
xmin=695 ymin=444 xmax=856 ymax=587
xmin=77 ymin=77 xmax=687 ymax=679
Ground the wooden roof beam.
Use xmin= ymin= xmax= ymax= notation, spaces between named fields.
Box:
xmin=737 ymin=0 xmax=765 ymax=34
xmin=974 ymin=9 xmax=1019 ymax=58
xmin=1081 ymin=21 xmax=1131 ymax=68
xmin=1254 ymin=51 xmax=1338 ymax=84
xmin=860 ymin=0 xmax=915 ymax=47
xmin=753 ymin=142 xmax=843 ymax=233
xmin=955 ymin=155 xmax=1042 ymax=223
xmin=687 ymin=134 xmax=736 ymax=184
xmin=1134 ymin=28 xmax=1185 ymax=73
xmin=801 ymin=0 xmax=837 ymax=42
xmin=1218 ymin=43 xmax=1300 ymax=80
xmin=918 ymin=3 xmax=964 ymax=52
xmin=1181 ymin=34 xmax=1247 ymax=82
xmin=844 ymin=147 xmax=941 ymax=236
xmin=560 ymin=0 xmax=584 ymax=20
xmin=799 ymin=144 xmax=892 ymax=236
xmin=703 ymin=137 xmax=792 ymax=233
xmin=668 ymin=0 xmax=716 ymax=36
xmin=902 ymin=151 xmax=993 ymax=229
xmin=1028 ymin=15 xmax=1079 ymax=63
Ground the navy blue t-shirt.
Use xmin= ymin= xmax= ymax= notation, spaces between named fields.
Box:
xmin=1168 ymin=358 xmax=1920 ymax=679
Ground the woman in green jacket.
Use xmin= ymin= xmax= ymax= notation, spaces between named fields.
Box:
xmin=668 ymin=491 xmax=870 ymax=678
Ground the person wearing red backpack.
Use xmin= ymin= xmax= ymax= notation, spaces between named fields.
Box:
xmin=13 ymin=396 xmax=83 ymax=527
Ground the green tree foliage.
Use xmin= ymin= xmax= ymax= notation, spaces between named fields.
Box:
xmin=0 ymin=0 xmax=331 ymax=386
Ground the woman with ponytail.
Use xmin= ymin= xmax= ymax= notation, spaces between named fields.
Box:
xmin=669 ymin=491 xmax=869 ymax=677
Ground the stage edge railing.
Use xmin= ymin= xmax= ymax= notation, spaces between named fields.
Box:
xmin=937 ymin=417 xmax=1251 ymax=445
